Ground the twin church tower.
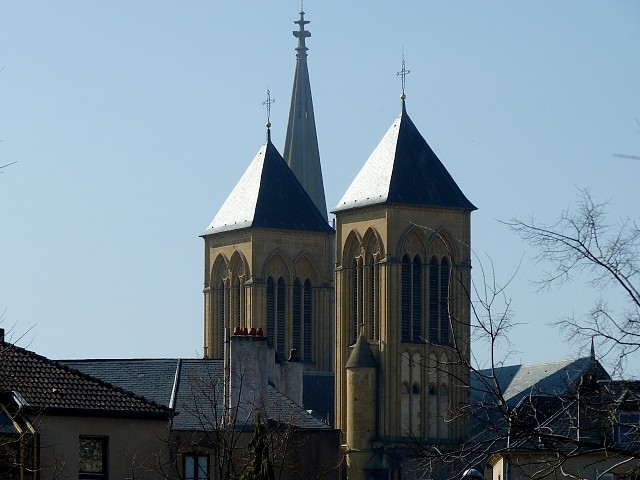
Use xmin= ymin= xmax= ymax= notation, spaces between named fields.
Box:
xmin=201 ymin=10 xmax=475 ymax=478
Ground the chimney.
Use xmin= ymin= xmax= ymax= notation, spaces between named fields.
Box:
xmin=227 ymin=327 xmax=268 ymax=429
xmin=284 ymin=349 xmax=304 ymax=406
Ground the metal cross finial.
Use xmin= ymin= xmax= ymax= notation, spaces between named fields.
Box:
xmin=293 ymin=8 xmax=310 ymax=58
xmin=396 ymin=52 xmax=411 ymax=99
xmin=262 ymin=87 xmax=276 ymax=128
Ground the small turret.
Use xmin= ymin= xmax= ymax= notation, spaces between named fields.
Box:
xmin=345 ymin=334 xmax=377 ymax=479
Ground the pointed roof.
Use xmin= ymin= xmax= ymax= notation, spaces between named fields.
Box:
xmin=282 ymin=10 xmax=328 ymax=221
xmin=345 ymin=335 xmax=377 ymax=369
xmin=334 ymin=100 xmax=476 ymax=213
xmin=203 ymin=131 xmax=333 ymax=236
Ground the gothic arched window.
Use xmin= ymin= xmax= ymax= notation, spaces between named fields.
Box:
xmin=266 ymin=276 xmax=286 ymax=354
xmin=267 ymin=277 xmax=275 ymax=349
xmin=440 ymin=258 xmax=450 ymax=345
xmin=218 ymin=279 xmax=225 ymax=353
xmin=352 ymin=259 xmax=358 ymax=343
xmin=277 ymin=277 xmax=286 ymax=355
xmin=303 ymin=280 xmax=312 ymax=361
xmin=293 ymin=278 xmax=313 ymax=362
xmin=428 ymin=256 xmax=451 ymax=345
xmin=402 ymin=254 xmax=423 ymax=342
xmin=293 ymin=279 xmax=302 ymax=353
xmin=368 ymin=255 xmax=376 ymax=340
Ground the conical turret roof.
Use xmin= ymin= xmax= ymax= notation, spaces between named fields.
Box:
xmin=203 ymin=132 xmax=333 ymax=236
xmin=346 ymin=334 xmax=377 ymax=369
xmin=334 ymin=100 xmax=476 ymax=213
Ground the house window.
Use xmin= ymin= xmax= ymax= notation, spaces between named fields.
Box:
xmin=184 ymin=454 xmax=209 ymax=480
xmin=79 ymin=436 xmax=107 ymax=479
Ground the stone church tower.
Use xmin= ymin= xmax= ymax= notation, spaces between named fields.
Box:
xmin=201 ymin=11 xmax=335 ymax=372
xmin=333 ymin=97 xmax=476 ymax=478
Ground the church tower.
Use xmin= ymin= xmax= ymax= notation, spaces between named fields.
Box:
xmin=333 ymin=94 xmax=476 ymax=478
xmin=201 ymin=125 xmax=334 ymax=371
xmin=201 ymin=12 xmax=334 ymax=373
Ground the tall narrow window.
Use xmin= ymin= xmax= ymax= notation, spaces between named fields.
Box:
xmin=429 ymin=257 xmax=438 ymax=343
xmin=440 ymin=258 xmax=450 ymax=345
xmin=401 ymin=255 xmax=411 ymax=342
xmin=266 ymin=277 xmax=275 ymax=348
xmin=219 ymin=279 xmax=225 ymax=354
xmin=402 ymin=255 xmax=423 ymax=342
xmin=277 ymin=278 xmax=286 ymax=355
xmin=234 ymin=280 xmax=241 ymax=328
xmin=412 ymin=257 xmax=422 ymax=341
xmin=369 ymin=256 xmax=376 ymax=340
xmin=293 ymin=279 xmax=302 ymax=353
xmin=303 ymin=280 xmax=312 ymax=361
xmin=352 ymin=259 xmax=358 ymax=343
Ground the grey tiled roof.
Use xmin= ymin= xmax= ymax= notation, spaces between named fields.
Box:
xmin=334 ymin=100 xmax=476 ymax=213
xmin=0 ymin=343 xmax=169 ymax=417
xmin=61 ymin=358 xmax=179 ymax=407
xmin=469 ymin=356 xmax=610 ymax=446
xmin=202 ymin=135 xmax=333 ymax=236
xmin=471 ymin=357 xmax=608 ymax=408
xmin=62 ymin=358 xmax=330 ymax=431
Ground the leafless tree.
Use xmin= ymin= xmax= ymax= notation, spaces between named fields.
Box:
xmin=506 ymin=188 xmax=640 ymax=375
xmin=155 ymin=365 xmax=340 ymax=480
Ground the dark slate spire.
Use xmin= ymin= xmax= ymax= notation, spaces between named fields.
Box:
xmin=282 ymin=9 xmax=328 ymax=221
xmin=334 ymin=99 xmax=476 ymax=213
xmin=203 ymin=130 xmax=333 ymax=236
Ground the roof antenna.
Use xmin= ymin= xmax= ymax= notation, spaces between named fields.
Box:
xmin=396 ymin=48 xmax=411 ymax=101
xmin=262 ymin=86 xmax=275 ymax=141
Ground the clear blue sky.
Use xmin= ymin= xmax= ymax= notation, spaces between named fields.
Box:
xmin=1 ymin=2 xmax=638 ymax=372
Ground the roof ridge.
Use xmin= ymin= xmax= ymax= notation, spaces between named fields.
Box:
xmin=488 ymin=356 xmax=591 ymax=371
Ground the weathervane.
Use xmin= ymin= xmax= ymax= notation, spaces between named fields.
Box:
xmin=396 ymin=51 xmax=411 ymax=99
xmin=262 ymin=87 xmax=276 ymax=128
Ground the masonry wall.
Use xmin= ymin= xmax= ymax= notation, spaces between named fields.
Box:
xmin=203 ymin=227 xmax=335 ymax=372
xmin=35 ymin=414 xmax=170 ymax=479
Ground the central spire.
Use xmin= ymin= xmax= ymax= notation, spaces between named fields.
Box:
xmin=283 ymin=9 xmax=328 ymax=221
